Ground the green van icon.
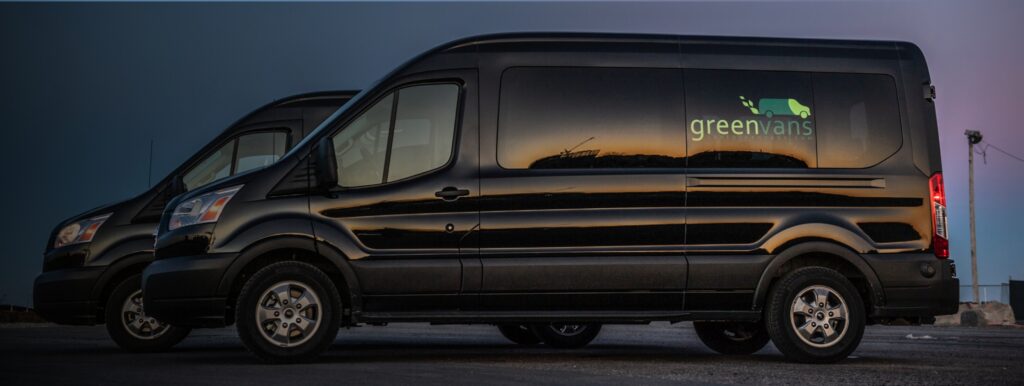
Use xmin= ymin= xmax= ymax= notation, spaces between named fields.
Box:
xmin=740 ymin=96 xmax=811 ymax=118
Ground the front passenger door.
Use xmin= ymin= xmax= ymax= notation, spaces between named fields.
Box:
xmin=309 ymin=74 xmax=479 ymax=312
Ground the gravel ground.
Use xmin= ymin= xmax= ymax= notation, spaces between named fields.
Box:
xmin=1 ymin=322 xmax=1022 ymax=385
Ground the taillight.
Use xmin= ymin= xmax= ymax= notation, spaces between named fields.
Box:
xmin=929 ymin=172 xmax=949 ymax=258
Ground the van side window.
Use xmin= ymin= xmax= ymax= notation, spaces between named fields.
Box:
xmin=386 ymin=84 xmax=459 ymax=182
xmin=814 ymin=73 xmax=902 ymax=168
xmin=498 ymin=67 xmax=686 ymax=169
xmin=332 ymin=94 xmax=393 ymax=187
xmin=236 ymin=132 xmax=288 ymax=174
xmin=182 ymin=131 xmax=289 ymax=191
xmin=685 ymin=70 xmax=816 ymax=168
xmin=331 ymin=83 xmax=460 ymax=187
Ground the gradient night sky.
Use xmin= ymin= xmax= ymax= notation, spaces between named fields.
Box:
xmin=1 ymin=1 xmax=1022 ymax=306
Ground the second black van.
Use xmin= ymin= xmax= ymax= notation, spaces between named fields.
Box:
xmin=34 ymin=91 xmax=355 ymax=351
xmin=143 ymin=33 xmax=958 ymax=363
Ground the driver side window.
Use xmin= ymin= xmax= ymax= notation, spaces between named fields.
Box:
xmin=331 ymin=83 xmax=459 ymax=187
xmin=332 ymin=94 xmax=394 ymax=187
xmin=182 ymin=131 xmax=288 ymax=191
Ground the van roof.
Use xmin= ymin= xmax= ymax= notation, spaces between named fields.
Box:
xmin=228 ymin=89 xmax=358 ymax=132
xmin=268 ymin=90 xmax=360 ymax=109
xmin=389 ymin=32 xmax=928 ymax=83
xmin=440 ymin=32 xmax=918 ymax=54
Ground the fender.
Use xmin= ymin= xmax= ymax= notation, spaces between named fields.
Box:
xmin=88 ymin=238 xmax=156 ymax=301
xmin=214 ymin=217 xmax=316 ymax=253
xmin=215 ymin=234 xmax=315 ymax=295
xmin=310 ymin=219 xmax=371 ymax=311
xmin=312 ymin=240 xmax=364 ymax=314
xmin=87 ymin=236 xmax=155 ymax=267
xmin=751 ymin=241 xmax=885 ymax=312
xmin=214 ymin=235 xmax=363 ymax=312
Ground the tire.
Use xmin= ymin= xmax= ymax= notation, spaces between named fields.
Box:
xmin=693 ymin=321 xmax=770 ymax=355
xmin=531 ymin=323 xmax=602 ymax=349
xmin=235 ymin=261 xmax=342 ymax=363
xmin=765 ymin=267 xmax=865 ymax=363
xmin=104 ymin=274 xmax=190 ymax=352
xmin=498 ymin=324 xmax=542 ymax=345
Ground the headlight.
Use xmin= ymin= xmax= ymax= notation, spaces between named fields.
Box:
xmin=168 ymin=185 xmax=242 ymax=231
xmin=54 ymin=213 xmax=111 ymax=248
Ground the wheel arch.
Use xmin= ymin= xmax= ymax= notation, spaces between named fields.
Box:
xmin=752 ymin=240 xmax=884 ymax=314
xmin=216 ymin=235 xmax=361 ymax=325
xmin=761 ymin=223 xmax=875 ymax=255
xmin=91 ymin=251 xmax=154 ymax=324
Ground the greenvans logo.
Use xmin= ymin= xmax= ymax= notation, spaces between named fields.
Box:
xmin=689 ymin=96 xmax=814 ymax=142
xmin=739 ymin=96 xmax=811 ymax=119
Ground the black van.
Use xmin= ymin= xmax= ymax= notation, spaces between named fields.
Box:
xmin=33 ymin=91 xmax=356 ymax=351
xmin=143 ymin=33 xmax=958 ymax=363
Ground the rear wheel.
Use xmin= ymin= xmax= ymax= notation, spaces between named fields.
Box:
xmin=693 ymin=321 xmax=770 ymax=355
xmin=531 ymin=323 xmax=602 ymax=348
xmin=498 ymin=324 xmax=541 ymax=345
xmin=235 ymin=261 xmax=341 ymax=363
xmin=765 ymin=267 xmax=865 ymax=363
xmin=105 ymin=274 xmax=190 ymax=352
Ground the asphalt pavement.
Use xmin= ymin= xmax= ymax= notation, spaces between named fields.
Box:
xmin=1 ymin=322 xmax=1022 ymax=385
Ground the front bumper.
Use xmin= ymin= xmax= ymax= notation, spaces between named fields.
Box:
xmin=863 ymin=254 xmax=960 ymax=318
xmin=142 ymin=253 xmax=237 ymax=327
xmin=33 ymin=267 xmax=106 ymax=325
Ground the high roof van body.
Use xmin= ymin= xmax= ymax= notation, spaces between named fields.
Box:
xmin=143 ymin=34 xmax=957 ymax=363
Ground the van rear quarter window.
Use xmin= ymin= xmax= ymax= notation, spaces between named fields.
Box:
xmin=497 ymin=67 xmax=686 ymax=169
xmin=685 ymin=70 xmax=902 ymax=169
xmin=813 ymin=73 xmax=902 ymax=168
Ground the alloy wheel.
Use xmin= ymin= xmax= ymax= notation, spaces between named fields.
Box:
xmin=255 ymin=281 xmax=322 ymax=348
xmin=121 ymin=289 xmax=170 ymax=340
xmin=789 ymin=285 xmax=849 ymax=348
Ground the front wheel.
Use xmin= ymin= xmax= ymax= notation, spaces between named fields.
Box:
xmin=765 ymin=267 xmax=865 ymax=363
xmin=693 ymin=321 xmax=770 ymax=355
xmin=235 ymin=261 xmax=342 ymax=363
xmin=531 ymin=323 xmax=602 ymax=348
xmin=105 ymin=275 xmax=190 ymax=352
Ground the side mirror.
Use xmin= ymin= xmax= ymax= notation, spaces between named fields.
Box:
xmin=314 ymin=137 xmax=338 ymax=191
xmin=170 ymin=174 xmax=186 ymax=196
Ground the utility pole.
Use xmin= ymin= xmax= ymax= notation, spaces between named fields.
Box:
xmin=965 ymin=130 xmax=983 ymax=304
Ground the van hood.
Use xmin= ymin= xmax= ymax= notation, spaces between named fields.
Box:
xmin=56 ymin=199 xmax=129 ymax=229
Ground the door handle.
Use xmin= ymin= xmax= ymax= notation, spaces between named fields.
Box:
xmin=435 ymin=186 xmax=470 ymax=201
